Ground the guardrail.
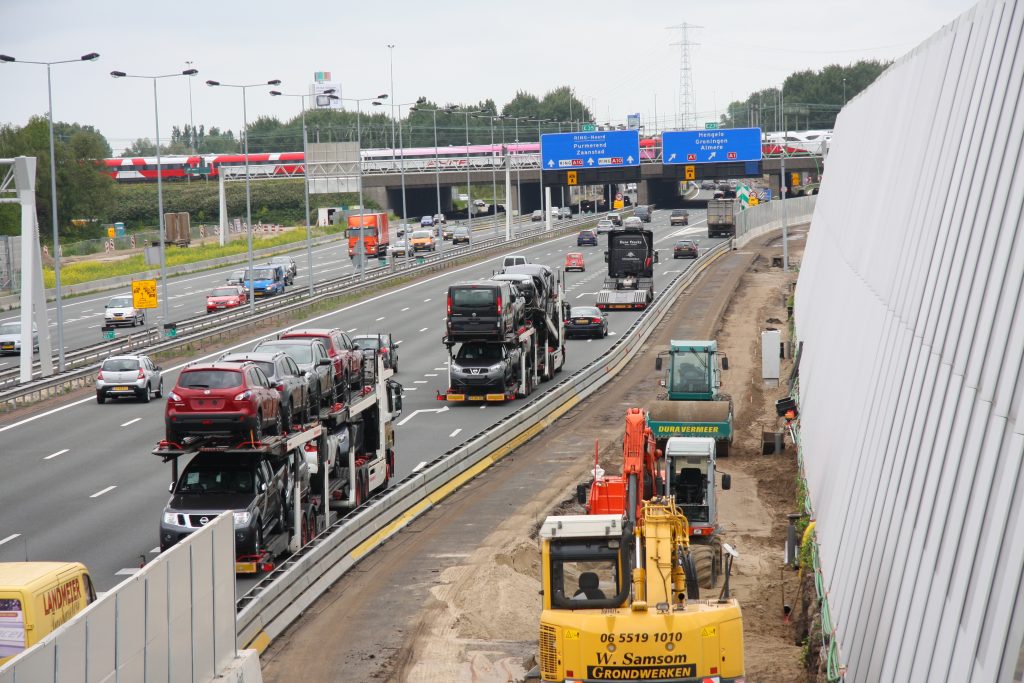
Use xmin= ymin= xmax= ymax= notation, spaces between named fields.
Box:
xmin=0 ymin=211 xmax=622 ymax=409
xmin=234 ymin=232 xmax=729 ymax=651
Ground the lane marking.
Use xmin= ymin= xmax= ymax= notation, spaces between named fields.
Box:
xmin=423 ymin=298 xmax=431 ymax=302
xmin=449 ymin=428 xmax=461 ymax=438
xmin=0 ymin=534 xmax=20 ymax=547
xmin=150 ymin=547 xmax=161 ymax=554
xmin=120 ymin=418 xmax=142 ymax=427
xmin=479 ymin=404 xmax=487 ymax=409
xmin=44 ymin=448 xmax=69 ymax=460
xmin=412 ymin=461 xmax=428 ymax=473
xmin=425 ymin=373 xmax=438 ymax=377
xmin=375 ymin=316 xmax=385 ymax=321
xmin=90 ymin=485 xmax=117 ymax=498
xmin=401 ymin=307 xmax=410 ymax=312
xmin=404 ymin=387 xmax=417 ymax=391
xmin=115 ymin=568 xmax=141 ymax=576
xmin=413 ymin=380 xmax=427 ymax=384
xmin=395 ymin=340 xmax=403 ymax=345
xmin=347 ymin=328 xmax=357 ymax=333
xmin=419 ymin=327 xmax=429 ymax=332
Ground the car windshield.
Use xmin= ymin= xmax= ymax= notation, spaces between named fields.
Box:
xmin=672 ymin=210 xmax=687 ymax=216
xmin=101 ymin=357 xmax=140 ymax=371
xmin=257 ymin=342 xmax=312 ymax=364
xmin=107 ymin=297 xmax=131 ymax=308
xmin=412 ymin=230 xmax=432 ymax=239
xmin=454 ymin=228 xmax=469 ymax=236
xmin=571 ymin=307 xmax=601 ymax=317
xmin=248 ymin=269 xmax=275 ymax=280
xmin=210 ymin=288 xmax=240 ymax=297
xmin=456 ymin=343 xmax=503 ymax=362
xmin=270 ymin=257 xmax=289 ymax=264
xmin=598 ymin=220 xmax=611 ymax=226
xmin=677 ymin=240 xmax=696 ymax=247
xmin=451 ymin=287 xmax=495 ymax=307
xmin=177 ymin=463 xmax=255 ymax=494
xmin=0 ymin=323 xmax=19 ymax=335
xmin=353 ymin=336 xmax=382 ymax=349
xmin=178 ymin=369 xmax=242 ymax=389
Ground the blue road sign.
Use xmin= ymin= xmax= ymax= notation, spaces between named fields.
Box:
xmin=663 ymin=127 xmax=762 ymax=164
xmin=541 ymin=130 xmax=641 ymax=170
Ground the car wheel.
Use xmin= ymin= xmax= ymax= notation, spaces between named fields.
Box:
xmin=281 ymin=400 xmax=293 ymax=432
xmin=96 ymin=392 xmax=106 ymax=404
xmin=306 ymin=388 xmax=317 ymax=422
xmin=140 ymin=383 xmax=151 ymax=403
xmin=254 ymin=525 xmax=264 ymax=555
xmin=155 ymin=379 xmax=163 ymax=398
xmin=269 ymin=409 xmax=283 ymax=436
xmin=252 ymin=412 xmax=264 ymax=443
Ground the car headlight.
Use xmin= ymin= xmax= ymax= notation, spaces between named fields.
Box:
xmin=163 ymin=512 xmax=180 ymax=525
xmin=233 ymin=511 xmax=251 ymax=527
xmin=490 ymin=363 xmax=503 ymax=371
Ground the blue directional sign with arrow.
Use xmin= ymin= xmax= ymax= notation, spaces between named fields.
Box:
xmin=662 ymin=127 xmax=762 ymax=164
xmin=541 ymin=130 xmax=641 ymax=170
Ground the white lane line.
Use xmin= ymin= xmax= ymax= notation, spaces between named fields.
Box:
xmin=150 ymin=547 xmax=161 ymax=554
xmin=413 ymin=380 xmax=427 ymax=384
xmin=425 ymin=373 xmax=438 ymax=377
xmin=375 ymin=316 xmax=385 ymax=321
xmin=449 ymin=428 xmax=462 ymax=438
xmin=479 ymin=405 xmax=487 ymax=410
xmin=424 ymin=298 xmax=431 ymax=302
xmin=395 ymin=340 xmax=403 ymax=345
xmin=120 ymin=418 xmax=142 ymax=427
xmin=90 ymin=485 xmax=117 ymax=498
xmin=1 ymin=230 xmax=583 ymax=435
xmin=89 ymin=324 xmax=101 ymax=329
xmin=401 ymin=307 xmax=410 ymax=312
xmin=419 ymin=327 xmax=429 ymax=333
xmin=44 ymin=448 xmax=69 ymax=460
xmin=347 ymin=328 xmax=357 ymax=333
xmin=115 ymin=568 xmax=141 ymax=576
xmin=434 ymin=367 xmax=446 ymax=371
xmin=404 ymin=387 xmax=417 ymax=391
xmin=173 ymin=304 xmax=184 ymax=308
xmin=0 ymin=534 xmax=20 ymax=547
xmin=412 ymin=461 xmax=428 ymax=473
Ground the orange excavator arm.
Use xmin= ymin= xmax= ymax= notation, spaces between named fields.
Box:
xmin=587 ymin=408 xmax=662 ymax=520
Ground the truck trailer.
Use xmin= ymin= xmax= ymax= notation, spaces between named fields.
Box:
xmin=706 ymin=198 xmax=737 ymax=238
xmin=596 ymin=226 xmax=657 ymax=310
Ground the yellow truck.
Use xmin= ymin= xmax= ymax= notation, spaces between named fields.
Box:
xmin=0 ymin=562 xmax=97 ymax=664
xmin=538 ymin=501 xmax=744 ymax=682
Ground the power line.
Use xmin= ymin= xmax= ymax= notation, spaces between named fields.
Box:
xmin=667 ymin=23 xmax=702 ymax=130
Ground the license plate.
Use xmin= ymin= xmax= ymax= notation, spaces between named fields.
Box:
xmin=235 ymin=561 xmax=257 ymax=574
xmin=575 ymin=318 xmax=589 ymax=324
xmin=115 ymin=385 xmax=131 ymax=391
xmin=1 ymin=344 xmax=13 ymax=350
xmin=216 ymin=305 xmax=225 ymax=309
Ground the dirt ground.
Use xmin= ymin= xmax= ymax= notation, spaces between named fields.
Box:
xmin=389 ymin=230 xmax=812 ymax=683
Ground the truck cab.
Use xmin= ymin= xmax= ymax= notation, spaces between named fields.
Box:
xmin=663 ymin=436 xmax=730 ymax=538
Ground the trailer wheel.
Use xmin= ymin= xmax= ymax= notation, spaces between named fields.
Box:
xmin=385 ymin=448 xmax=395 ymax=485
xmin=354 ymin=473 xmax=365 ymax=507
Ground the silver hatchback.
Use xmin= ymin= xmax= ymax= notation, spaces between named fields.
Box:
xmin=96 ymin=354 xmax=164 ymax=404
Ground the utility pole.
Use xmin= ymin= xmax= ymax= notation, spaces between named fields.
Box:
xmin=667 ymin=23 xmax=701 ymax=130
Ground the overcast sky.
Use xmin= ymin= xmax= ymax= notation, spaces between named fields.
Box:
xmin=1 ymin=0 xmax=974 ymax=154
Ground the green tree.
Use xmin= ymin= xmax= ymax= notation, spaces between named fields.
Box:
xmin=0 ymin=116 xmax=115 ymax=238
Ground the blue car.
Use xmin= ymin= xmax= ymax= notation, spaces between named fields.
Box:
xmin=243 ymin=265 xmax=286 ymax=297
xmin=577 ymin=229 xmax=598 ymax=246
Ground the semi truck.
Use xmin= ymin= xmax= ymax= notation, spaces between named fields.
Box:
xmin=649 ymin=339 xmax=734 ymax=458
xmin=706 ymin=198 xmax=737 ymax=238
xmin=596 ymin=225 xmax=657 ymax=310
xmin=156 ymin=356 xmax=402 ymax=573
xmin=163 ymin=212 xmax=192 ymax=247
xmin=439 ymin=268 xmax=566 ymax=402
xmin=347 ymin=212 xmax=390 ymax=259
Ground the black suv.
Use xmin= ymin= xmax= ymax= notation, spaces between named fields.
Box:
xmin=450 ymin=342 xmax=520 ymax=395
xmin=447 ymin=280 xmax=523 ymax=341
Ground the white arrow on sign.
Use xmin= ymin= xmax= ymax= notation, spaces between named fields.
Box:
xmin=398 ymin=405 xmax=449 ymax=426
xmin=667 ymin=153 xmax=676 ymax=162
xmin=547 ymin=159 xmax=555 ymax=168
xmin=587 ymin=157 xmax=595 ymax=166
xmin=626 ymin=155 xmax=634 ymax=164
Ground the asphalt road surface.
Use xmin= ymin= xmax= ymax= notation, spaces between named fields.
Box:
xmin=0 ymin=208 xmax=719 ymax=591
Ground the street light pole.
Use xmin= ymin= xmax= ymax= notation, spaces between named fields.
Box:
xmin=206 ymin=78 xmax=282 ymax=314
xmin=489 ymin=113 xmax=498 ymax=237
xmin=341 ymin=94 xmax=387 ymax=278
xmin=465 ymin=109 xmax=473 ymax=243
xmin=411 ymin=101 xmax=445 ymax=255
xmin=270 ymin=89 xmax=338 ymax=296
xmin=2 ymin=52 xmax=100 ymax=372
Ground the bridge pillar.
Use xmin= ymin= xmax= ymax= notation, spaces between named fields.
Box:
xmin=637 ymin=180 xmax=651 ymax=206
xmin=362 ymin=186 xmax=391 ymax=215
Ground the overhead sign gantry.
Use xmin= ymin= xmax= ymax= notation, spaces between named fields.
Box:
xmin=540 ymin=130 xmax=641 ymax=185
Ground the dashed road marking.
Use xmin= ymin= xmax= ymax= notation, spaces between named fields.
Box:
xmin=121 ymin=417 xmax=142 ymax=427
xmin=395 ymin=340 xmax=403 ymax=345
xmin=375 ymin=316 xmax=385 ymax=321
xmin=0 ymin=534 xmax=20 ymax=547
xmin=412 ymin=461 xmax=428 ymax=473
xmin=115 ymin=568 xmax=141 ymax=576
xmin=347 ymin=328 xmax=357 ymax=333
xmin=150 ymin=547 xmax=161 ymax=554
xmin=413 ymin=380 xmax=427 ymax=384
xmin=424 ymin=298 xmax=431 ymax=302
xmin=425 ymin=373 xmax=438 ymax=377
xmin=90 ymin=485 xmax=117 ymax=498
xmin=404 ymin=387 xmax=417 ymax=391
xmin=44 ymin=448 xmax=69 ymax=460
xmin=449 ymin=428 xmax=462 ymax=438
xmin=401 ymin=307 xmax=409 ymax=312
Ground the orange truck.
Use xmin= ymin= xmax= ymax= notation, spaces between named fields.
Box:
xmin=347 ymin=212 xmax=390 ymax=259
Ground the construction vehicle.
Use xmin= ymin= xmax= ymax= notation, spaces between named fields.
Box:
xmin=538 ymin=444 xmax=744 ymax=681
xmin=579 ymin=411 xmax=731 ymax=588
xmin=156 ymin=356 xmax=401 ymax=573
xmin=596 ymin=225 xmax=657 ymax=310
xmin=649 ymin=340 xmax=734 ymax=458
xmin=706 ymin=198 xmax=737 ymax=238
xmin=440 ymin=268 xmax=566 ymax=402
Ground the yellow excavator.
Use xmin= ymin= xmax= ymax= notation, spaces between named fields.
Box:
xmin=537 ymin=462 xmax=744 ymax=681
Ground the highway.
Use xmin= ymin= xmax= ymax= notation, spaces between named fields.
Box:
xmin=0 ymin=208 xmax=717 ymax=591
xmin=0 ymin=215 xmax=532 ymax=374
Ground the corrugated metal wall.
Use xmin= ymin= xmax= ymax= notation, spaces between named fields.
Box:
xmin=793 ymin=0 xmax=1024 ymax=680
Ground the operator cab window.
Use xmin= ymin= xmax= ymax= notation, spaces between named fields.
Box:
xmin=672 ymin=354 xmax=710 ymax=394
xmin=549 ymin=541 xmax=622 ymax=608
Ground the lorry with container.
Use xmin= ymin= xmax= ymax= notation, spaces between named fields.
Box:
xmin=156 ymin=356 xmax=402 ymax=574
xmin=162 ymin=212 xmax=192 ymax=247
xmin=347 ymin=212 xmax=390 ymax=259
xmin=706 ymin=198 xmax=737 ymax=238
xmin=440 ymin=269 xmax=566 ymax=402
xmin=596 ymin=225 xmax=657 ymax=310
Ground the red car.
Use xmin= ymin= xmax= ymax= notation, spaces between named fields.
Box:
xmin=564 ymin=252 xmax=586 ymax=272
xmin=206 ymin=285 xmax=248 ymax=313
xmin=165 ymin=362 xmax=282 ymax=444
xmin=281 ymin=328 xmax=363 ymax=394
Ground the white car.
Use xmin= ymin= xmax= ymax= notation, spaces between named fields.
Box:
xmin=95 ymin=354 xmax=164 ymax=403
xmin=104 ymin=295 xmax=146 ymax=327
xmin=0 ymin=321 xmax=38 ymax=355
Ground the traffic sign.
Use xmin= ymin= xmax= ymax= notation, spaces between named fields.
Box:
xmin=705 ymin=122 xmax=718 ymax=129
xmin=132 ymin=279 xmax=158 ymax=309
xmin=567 ymin=171 xmax=578 ymax=186
xmin=541 ymin=130 xmax=640 ymax=170
xmin=684 ymin=165 xmax=696 ymax=181
xmin=627 ymin=113 xmax=641 ymax=130
xmin=582 ymin=123 xmax=597 ymax=132
xmin=662 ymin=127 xmax=762 ymax=164
xmin=185 ymin=165 xmax=212 ymax=175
